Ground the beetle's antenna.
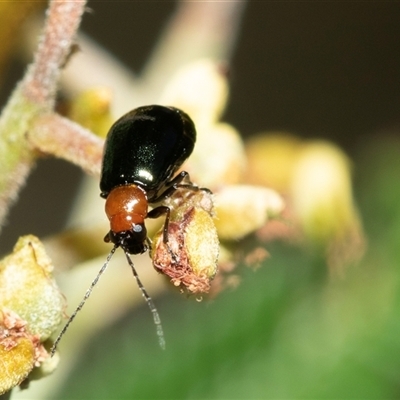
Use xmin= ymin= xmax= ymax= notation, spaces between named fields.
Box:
xmin=124 ymin=251 xmax=166 ymax=350
xmin=50 ymin=245 xmax=118 ymax=357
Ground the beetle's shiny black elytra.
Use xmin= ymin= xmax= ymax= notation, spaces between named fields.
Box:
xmin=100 ymin=105 xmax=196 ymax=199
xmin=100 ymin=105 xmax=197 ymax=255
xmin=50 ymin=105 xmax=198 ymax=356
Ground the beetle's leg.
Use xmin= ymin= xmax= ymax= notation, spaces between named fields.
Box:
xmin=147 ymin=205 xmax=178 ymax=263
xmin=152 ymin=171 xmax=211 ymax=203
xmin=147 ymin=206 xmax=170 ymax=244
xmin=145 ymin=236 xmax=153 ymax=251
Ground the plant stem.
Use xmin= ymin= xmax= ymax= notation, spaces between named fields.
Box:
xmin=0 ymin=0 xmax=86 ymax=229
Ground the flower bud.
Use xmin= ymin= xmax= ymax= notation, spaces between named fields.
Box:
xmin=214 ymin=185 xmax=284 ymax=240
xmin=151 ymin=190 xmax=219 ymax=294
xmin=160 ymin=59 xmax=228 ymax=126
xmin=187 ymin=123 xmax=246 ymax=188
xmin=69 ymin=87 xmax=113 ymax=137
xmin=0 ymin=236 xmax=63 ymax=393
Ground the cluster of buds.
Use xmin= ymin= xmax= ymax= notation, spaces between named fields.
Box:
xmin=147 ymin=59 xmax=285 ymax=295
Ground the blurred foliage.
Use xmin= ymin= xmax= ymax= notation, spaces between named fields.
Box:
xmin=54 ymin=134 xmax=400 ymax=399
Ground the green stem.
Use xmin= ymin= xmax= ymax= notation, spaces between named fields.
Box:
xmin=0 ymin=0 xmax=86 ymax=229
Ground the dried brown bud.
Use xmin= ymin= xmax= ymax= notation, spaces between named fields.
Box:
xmin=151 ymin=189 xmax=219 ymax=294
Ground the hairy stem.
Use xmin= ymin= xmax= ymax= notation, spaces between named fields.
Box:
xmin=29 ymin=113 xmax=103 ymax=177
xmin=22 ymin=0 xmax=86 ymax=105
xmin=0 ymin=0 xmax=87 ymax=228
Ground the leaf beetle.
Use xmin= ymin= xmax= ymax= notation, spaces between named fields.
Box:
xmin=51 ymin=105 xmax=202 ymax=355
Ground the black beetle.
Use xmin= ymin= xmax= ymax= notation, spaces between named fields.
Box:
xmin=51 ymin=105 xmax=201 ymax=355
xmin=100 ymin=105 xmax=197 ymax=255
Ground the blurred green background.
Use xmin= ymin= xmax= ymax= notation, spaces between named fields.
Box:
xmin=57 ymin=3 xmax=400 ymax=396
xmin=51 ymin=135 xmax=400 ymax=399
xmin=1 ymin=2 xmax=400 ymax=398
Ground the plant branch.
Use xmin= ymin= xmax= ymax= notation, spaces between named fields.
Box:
xmin=29 ymin=113 xmax=103 ymax=177
xmin=0 ymin=0 xmax=87 ymax=229
xmin=22 ymin=0 xmax=86 ymax=106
